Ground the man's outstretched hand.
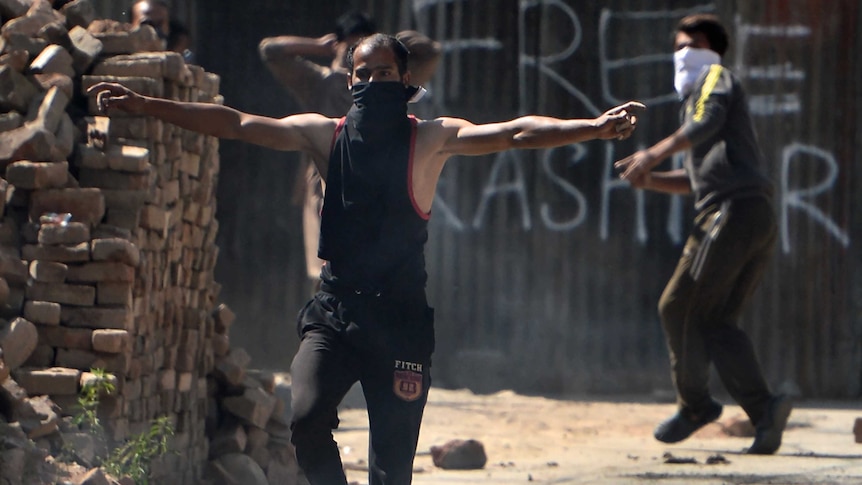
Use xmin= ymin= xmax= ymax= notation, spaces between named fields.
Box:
xmin=597 ymin=101 xmax=646 ymax=140
xmin=86 ymin=82 xmax=146 ymax=115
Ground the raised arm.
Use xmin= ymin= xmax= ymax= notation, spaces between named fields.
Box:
xmin=438 ymin=101 xmax=645 ymax=156
xmin=86 ymin=82 xmax=337 ymax=158
xmin=259 ymin=33 xmax=337 ymax=64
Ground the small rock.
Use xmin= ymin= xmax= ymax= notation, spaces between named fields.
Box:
xmin=430 ymin=438 xmax=487 ymax=470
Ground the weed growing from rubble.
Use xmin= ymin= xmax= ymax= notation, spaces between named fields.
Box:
xmin=72 ymin=368 xmax=116 ymax=434
xmin=102 ymin=415 xmax=174 ymax=484
xmin=69 ymin=368 xmax=175 ymax=484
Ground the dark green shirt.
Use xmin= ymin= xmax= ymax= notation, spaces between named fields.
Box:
xmin=680 ymin=64 xmax=773 ymax=210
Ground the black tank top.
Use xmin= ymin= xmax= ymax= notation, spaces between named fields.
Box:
xmin=318 ymin=114 xmax=429 ymax=294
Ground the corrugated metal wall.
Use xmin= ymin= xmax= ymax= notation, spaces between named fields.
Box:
xmin=94 ymin=1 xmax=861 ymax=398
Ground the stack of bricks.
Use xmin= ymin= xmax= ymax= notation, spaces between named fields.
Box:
xmin=1 ymin=0 xmax=235 ymax=483
xmin=205 ymin=303 xmax=302 ymax=483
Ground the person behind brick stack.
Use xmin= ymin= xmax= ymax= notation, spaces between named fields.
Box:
xmin=129 ymin=0 xmax=195 ymax=63
xmin=258 ymin=11 xmax=442 ymax=295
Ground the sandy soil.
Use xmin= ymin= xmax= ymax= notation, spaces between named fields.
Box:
xmin=333 ymin=387 xmax=862 ymax=484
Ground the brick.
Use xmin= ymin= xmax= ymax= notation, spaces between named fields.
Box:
xmin=0 ymin=0 xmax=31 ymax=18
xmin=32 ymin=71 xmax=74 ymax=100
xmin=96 ymin=281 xmax=132 ymax=307
xmin=22 ymin=345 xmax=54 ymax=369
xmin=54 ymin=348 xmax=97 ymax=370
xmin=0 ymin=0 xmax=64 ymax=38
xmin=0 ymin=123 xmax=59 ymax=168
xmin=0 ymin=64 xmax=39 ymax=112
xmin=223 ymin=387 xmax=277 ymax=429
xmin=90 ymin=24 xmax=161 ymax=56
xmin=91 ymin=237 xmax=140 ymax=266
xmin=0 ymin=252 xmax=28 ymax=285
xmin=29 ymin=260 xmax=67 ymax=282
xmin=213 ymin=303 xmax=235 ymax=333
xmin=23 ymin=300 xmax=61 ymax=325
xmin=60 ymin=1 xmax=96 ymax=30
xmin=0 ymin=317 xmax=37 ymax=371
xmin=0 ymin=111 xmax=23 ymax=132
xmin=158 ymin=369 xmax=175 ymax=391
xmin=212 ymin=333 xmax=229 ymax=357
xmin=105 ymin=207 xmax=140 ymax=230
xmin=6 ymin=160 xmax=68 ymax=190
xmin=91 ymin=55 xmax=164 ymax=79
xmin=22 ymin=242 xmax=90 ymax=263
xmin=26 ymin=281 xmax=94 ymax=306
xmin=27 ymin=85 xmax=70 ymax=133
xmin=90 ymin=352 xmax=129 ymax=377
xmin=29 ymin=44 xmax=74 ymax=78
xmin=37 ymin=325 xmax=92 ymax=350
xmin=30 ymin=188 xmax=105 ymax=227
xmin=78 ymin=167 xmax=152 ymax=191
xmin=37 ymin=221 xmax=89 ymax=246
xmin=209 ymin=422 xmax=247 ymax=457
xmin=13 ymin=367 xmax=81 ymax=395
xmin=91 ymin=329 xmax=129 ymax=353
xmin=3 ymin=31 xmax=48 ymax=57
xmin=140 ymin=205 xmax=170 ymax=232
xmin=174 ymin=371 xmax=192 ymax=393
xmin=19 ymin=394 xmax=59 ymax=439
xmin=67 ymin=26 xmax=102 ymax=74
xmin=105 ymin=144 xmax=149 ymax=172
xmin=75 ymin=144 xmax=108 ymax=169
xmin=61 ymin=306 xmax=132 ymax=330
xmin=65 ymin=261 xmax=135 ymax=283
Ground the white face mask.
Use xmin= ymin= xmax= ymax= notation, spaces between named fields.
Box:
xmin=673 ymin=47 xmax=722 ymax=98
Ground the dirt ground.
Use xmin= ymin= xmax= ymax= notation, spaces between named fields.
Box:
xmin=332 ymin=386 xmax=862 ymax=484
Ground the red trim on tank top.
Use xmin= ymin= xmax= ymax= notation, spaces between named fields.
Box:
xmin=407 ymin=115 xmax=431 ymax=220
xmin=331 ymin=117 xmax=347 ymax=151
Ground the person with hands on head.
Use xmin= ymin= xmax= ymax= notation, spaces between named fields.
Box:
xmin=89 ymin=33 xmax=643 ymax=485
xmin=258 ymin=11 xmax=442 ymax=295
xmin=614 ymin=14 xmax=791 ymax=455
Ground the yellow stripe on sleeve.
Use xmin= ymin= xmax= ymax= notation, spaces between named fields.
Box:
xmin=693 ymin=64 xmax=723 ymax=122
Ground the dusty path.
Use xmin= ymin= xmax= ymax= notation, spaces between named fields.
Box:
xmin=333 ymin=387 xmax=862 ymax=484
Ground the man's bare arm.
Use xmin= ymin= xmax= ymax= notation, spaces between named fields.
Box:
xmin=86 ymin=82 xmax=335 ymax=157
xmin=614 ymin=129 xmax=692 ymax=182
xmin=630 ymin=168 xmax=692 ymax=194
xmin=259 ymin=34 xmax=336 ymax=63
xmin=438 ymin=101 xmax=645 ymax=157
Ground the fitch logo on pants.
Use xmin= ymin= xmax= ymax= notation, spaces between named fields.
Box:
xmin=394 ymin=360 xmax=423 ymax=401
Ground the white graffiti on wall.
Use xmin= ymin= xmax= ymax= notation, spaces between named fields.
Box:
xmin=733 ymin=16 xmax=811 ymax=116
xmin=411 ymin=0 xmax=849 ymax=251
xmin=780 ymin=143 xmax=850 ymax=253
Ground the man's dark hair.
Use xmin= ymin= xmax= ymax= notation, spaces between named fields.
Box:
xmin=335 ymin=10 xmax=377 ymax=42
xmin=346 ymin=34 xmax=410 ymax=76
xmin=677 ymin=13 xmax=729 ymax=56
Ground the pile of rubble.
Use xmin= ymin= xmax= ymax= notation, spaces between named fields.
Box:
xmin=0 ymin=1 xmax=302 ymax=483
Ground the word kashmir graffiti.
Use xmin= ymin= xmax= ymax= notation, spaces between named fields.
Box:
xmin=410 ymin=0 xmax=849 ymax=254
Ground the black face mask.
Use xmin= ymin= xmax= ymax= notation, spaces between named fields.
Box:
xmin=347 ymin=81 xmax=417 ymax=146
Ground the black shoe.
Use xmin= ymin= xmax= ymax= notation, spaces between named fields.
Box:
xmin=747 ymin=394 xmax=793 ymax=455
xmin=654 ymin=400 xmax=723 ymax=443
